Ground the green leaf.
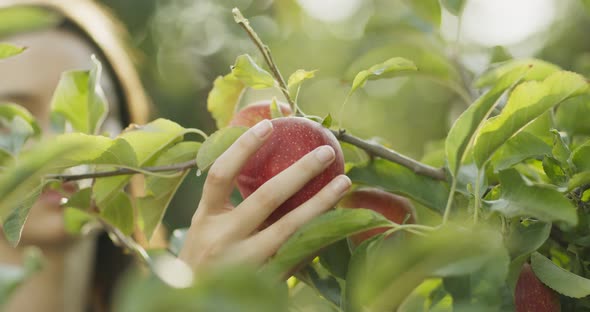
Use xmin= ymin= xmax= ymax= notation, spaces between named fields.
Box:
xmin=51 ymin=133 xmax=112 ymax=165
xmin=321 ymin=114 xmax=332 ymax=128
xmin=341 ymin=142 xmax=370 ymax=173
xmin=582 ymin=0 xmax=590 ymax=15
xmin=473 ymin=71 xmax=588 ymax=167
xmin=542 ymin=156 xmax=567 ymax=185
xmin=491 ymin=131 xmax=551 ymax=172
xmin=138 ymin=142 xmax=200 ymax=240
xmin=63 ymin=207 xmax=95 ymax=234
xmin=398 ymin=279 xmax=451 ymax=312
xmin=99 ymin=191 xmax=134 ymax=236
xmin=531 ymin=252 xmax=590 ymax=298
xmin=484 ymin=169 xmax=577 ymax=226
xmin=269 ymin=97 xmax=284 ymax=119
xmin=569 ymin=172 xmax=590 ymax=191
xmin=230 ymin=54 xmax=275 ymax=89
xmin=346 ymin=40 xmax=461 ymax=96
xmin=318 ymin=239 xmax=351 ymax=280
xmin=505 ymin=220 xmax=551 ymax=259
xmin=92 ymin=138 xmax=138 ymax=167
xmin=93 ymin=119 xmax=187 ymax=207
xmin=0 ymin=42 xmax=25 ymax=59
xmin=447 ymin=61 xmax=564 ymax=176
xmin=196 ymin=127 xmax=247 ymax=171
xmin=555 ymin=94 xmax=590 ymax=136
xmin=287 ymin=69 xmax=316 ymax=99
xmin=441 ymin=0 xmax=467 ymax=16
xmin=347 ymin=159 xmax=449 ymax=213
xmin=0 ymin=104 xmax=41 ymax=156
xmin=114 ymin=265 xmax=288 ymax=312
xmin=207 ymin=73 xmax=245 ymax=129
xmin=87 ymin=56 xmax=109 ymax=135
xmin=490 ymin=46 xmax=513 ymax=63
xmin=2 ymin=184 xmax=44 ymax=246
xmin=347 ymin=226 xmax=505 ymax=312
xmin=475 ymin=59 xmax=560 ymax=89
xmin=0 ymin=138 xmax=89 ymax=222
xmin=263 ymin=208 xmax=393 ymax=276
xmin=50 ymin=60 xmax=109 ymax=135
xmin=350 ymin=57 xmax=417 ymax=95
xmin=551 ymin=129 xmax=571 ymax=167
xmin=0 ymin=7 xmax=62 ymax=37
xmin=441 ymin=248 xmax=510 ymax=310
xmin=404 ymin=0 xmax=441 ymax=26
xmin=0 ymin=116 xmax=35 ymax=156
xmin=446 ymin=65 xmax=530 ymax=176
xmin=572 ymin=140 xmax=590 ymax=173
xmin=297 ymin=263 xmax=342 ymax=307
xmin=343 ymin=233 xmax=387 ymax=312
xmin=0 ymin=248 xmax=43 ymax=305
xmin=0 ymin=104 xmax=40 ymax=136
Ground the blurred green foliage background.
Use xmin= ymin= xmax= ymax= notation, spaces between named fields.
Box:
xmin=96 ymin=0 xmax=590 ymax=231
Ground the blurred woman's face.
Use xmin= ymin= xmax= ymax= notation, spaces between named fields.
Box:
xmin=0 ymin=28 xmax=120 ymax=246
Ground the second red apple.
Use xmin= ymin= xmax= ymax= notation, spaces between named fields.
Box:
xmin=338 ymin=188 xmax=416 ymax=245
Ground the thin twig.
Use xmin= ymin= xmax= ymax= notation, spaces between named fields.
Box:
xmin=332 ymin=129 xmax=446 ymax=181
xmin=232 ymin=8 xmax=295 ymax=110
xmin=46 ymin=160 xmax=197 ymax=182
xmin=232 ymin=7 xmax=447 ymax=182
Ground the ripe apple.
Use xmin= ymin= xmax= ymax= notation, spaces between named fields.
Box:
xmin=338 ymin=188 xmax=416 ymax=245
xmin=236 ymin=117 xmax=344 ymax=227
xmin=229 ymin=100 xmax=293 ymax=127
xmin=515 ymin=263 xmax=561 ymax=312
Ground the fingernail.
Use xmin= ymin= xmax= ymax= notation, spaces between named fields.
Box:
xmin=333 ymin=175 xmax=351 ymax=194
xmin=315 ymin=146 xmax=335 ymax=163
xmin=252 ymin=119 xmax=273 ymax=138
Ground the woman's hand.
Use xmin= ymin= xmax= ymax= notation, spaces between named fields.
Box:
xmin=178 ymin=119 xmax=351 ymax=272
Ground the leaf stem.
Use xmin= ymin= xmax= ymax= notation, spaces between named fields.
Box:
xmin=442 ymin=177 xmax=457 ymax=224
xmin=337 ymin=94 xmax=351 ymax=130
xmin=185 ymin=128 xmax=208 ymax=140
xmin=473 ymin=168 xmax=483 ymax=224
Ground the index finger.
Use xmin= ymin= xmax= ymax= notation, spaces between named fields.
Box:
xmin=200 ymin=120 xmax=273 ymax=210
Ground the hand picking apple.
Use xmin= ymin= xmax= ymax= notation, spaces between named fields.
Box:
xmin=179 ymin=118 xmax=350 ymax=272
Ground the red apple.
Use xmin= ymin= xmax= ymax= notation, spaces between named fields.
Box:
xmin=338 ymin=188 xmax=416 ymax=245
xmin=515 ymin=263 xmax=561 ymax=312
xmin=229 ymin=100 xmax=293 ymax=127
xmin=236 ymin=117 xmax=344 ymax=227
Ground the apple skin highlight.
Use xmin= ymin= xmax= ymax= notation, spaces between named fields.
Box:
xmin=236 ymin=117 xmax=345 ymax=227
